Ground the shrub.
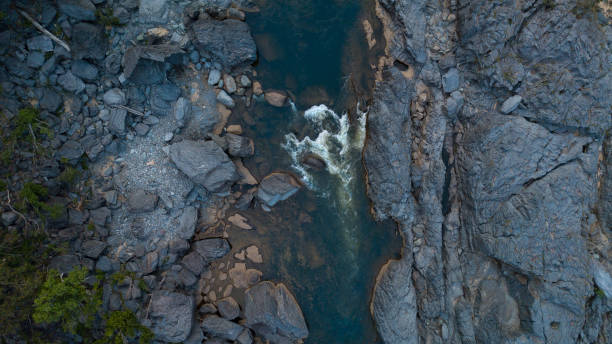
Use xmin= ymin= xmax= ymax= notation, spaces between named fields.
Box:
xmin=18 ymin=182 xmax=64 ymax=221
xmin=95 ymin=310 xmax=154 ymax=344
xmin=1 ymin=107 xmax=52 ymax=165
xmin=33 ymin=267 xmax=101 ymax=334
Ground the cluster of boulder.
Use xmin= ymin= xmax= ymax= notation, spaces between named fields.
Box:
xmin=366 ymin=1 xmax=611 ymax=344
xmin=0 ymin=0 xmax=309 ymax=343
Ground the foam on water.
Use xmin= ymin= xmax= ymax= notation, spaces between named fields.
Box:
xmin=282 ymin=104 xmax=367 ymax=258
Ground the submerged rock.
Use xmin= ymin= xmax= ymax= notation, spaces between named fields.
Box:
xmin=191 ymin=18 xmax=257 ymax=71
xmin=256 ymin=173 xmax=301 ymax=208
xmin=244 ymin=281 xmax=308 ymax=343
xmin=168 ymin=140 xmax=239 ymax=193
xmin=264 ymin=90 xmax=288 ymax=107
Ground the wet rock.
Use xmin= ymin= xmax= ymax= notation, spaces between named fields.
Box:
xmin=168 ymin=140 xmax=239 ymax=193
xmin=216 ymin=297 xmax=240 ymax=320
xmin=193 ymin=238 xmax=230 ymax=262
xmin=264 ymin=91 xmax=287 ymax=107
xmin=244 ymin=281 xmax=308 ymax=343
xmin=127 ymin=189 xmax=158 ymax=213
xmin=71 ymin=23 xmax=107 ymax=60
xmin=226 ymin=133 xmax=254 ymax=157
xmin=500 ymin=95 xmax=522 ymax=114
xmin=256 ymin=173 xmax=301 ymax=208
xmin=201 ymin=315 xmax=244 ymax=341
xmin=301 ymin=154 xmax=326 ymax=170
xmin=191 ymin=18 xmax=257 ymax=71
xmin=71 ymin=60 xmax=99 ymax=81
xmin=103 ymin=88 xmax=126 ymax=106
xmin=81 ymin=240 xmax=106 ymax=259
xmin=58 ymin=0 xmax=96 ymax=21
xmin=150 ymin=291 xmax=194 ymax=343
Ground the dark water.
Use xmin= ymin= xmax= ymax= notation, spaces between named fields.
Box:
xmin=227 ymin=1 xmax=400 ymax=343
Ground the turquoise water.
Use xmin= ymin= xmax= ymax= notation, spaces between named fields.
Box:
xmin=229 ymin=1 xmax=400 ymax=342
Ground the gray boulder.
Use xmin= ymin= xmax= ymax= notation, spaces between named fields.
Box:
xmin=109 ymin=108 xmax=127 ymax=135
xmin=244 ymin=281 xmax=308 ymax=343
xmin=58 ymin=72 xmax=85 ymax=94
xmin=81 ymin=240 xmax=106 ymax=259
xmin=201 ymin=315 xmax=244 ymax=341
xmin=49 ymin=255 xmax=80 ymax=274
xmin=191 ymin=18 xmax=257 ymax=71
xmin=500 ymin=95 xmax=522 ymax=114
xmin=256 ymin=173 xmax=301 ymax=208
xmin=58 ymin=140 xmax=84 ymax=160
xmin=168 ymin=140 xmax=239 ymax=193
xmin=58 ymin=0 xmax=96 ymax=21
xmin=193 ymin=238 xmax=230 ymax=262
xmin=216 ymin=90 xmax=235 ymax=108
xmin=150 ymin=291 xmax=194 ymax=343
xmin=27 ymin=35 xmax=53 ymax=52
xmin=40 ymin=89 xmax=62 ymax=112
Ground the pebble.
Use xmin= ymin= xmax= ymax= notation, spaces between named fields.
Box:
xmin=164 ymin=132 xmax=174 ymax=142
xmin=208 ymin=69 xmax=221 ymax=86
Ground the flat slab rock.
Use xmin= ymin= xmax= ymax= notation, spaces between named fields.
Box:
xmin=169 ymin=140 xmax=239 ymax=193
xmin=244 ymin=281 xmax=308 ymax=343
xmin=190 ymin=18 xmax=257 ymax=71
xmin=256 ymin=173 xmax=301 ymax=208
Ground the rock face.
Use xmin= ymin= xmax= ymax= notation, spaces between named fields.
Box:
xmin=150 ymin=291 xmax=194 ymax=343
xmin=366 ymin=1 xmax=611 ymax=344
xmin=256 ymin=173 xmax=301 ymax=208
xmin=244 ymin=281 xmax=308 ymax=343
xmin=169 ymin=140 xmax=239 ymax=193
xmin=190 ymin=18 xmax=257 ymax=71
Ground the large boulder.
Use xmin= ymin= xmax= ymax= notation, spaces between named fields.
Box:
xmin=169 ymin=140 xmax=239 ymax=193
xmin=150 ymin=291 xmax=194 ymax=342
xmin=243 ymin=281 xmax=308 ymax=343
xmin=256 ymin=173 xmax=301 ymax=208
xmin=190 ymin=18 xmax=257 ymax=71
xmin=58 ymin=0 xmax=96 ymax=21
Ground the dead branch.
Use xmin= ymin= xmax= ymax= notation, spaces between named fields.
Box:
xmin=16 ymin=9 xmax=71 ymax=52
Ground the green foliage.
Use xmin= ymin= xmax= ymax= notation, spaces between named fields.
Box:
xmin=543 ymin=0 xmax=556 ymax=9
xmin=0 ymin=179 xmax=6 ymax=192
xmin=58 ymin=166 xmax=81 ymax=187
xmin=18 ymin=182 xmax=64 ymax=220
xmin=1 ymin=107 xmax=52 ymax=165
xmin=96 ymin=7 xmax=122 ymax=27
xmin=87 ymin=221 xmax=96 ymax=231
xmin=33 ymin=267 xmax=101 ymax=334
xmin=595 ymin=287 xmax=606 ymax=298
xmin=94 ymin=310 xmax=153 ymax=344
xmin=0 ymin=11 xmax=6 ymax=21
xmin=0 ymin=229 xmax=47 ymax=337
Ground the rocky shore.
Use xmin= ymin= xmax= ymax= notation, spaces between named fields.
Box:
xmin=366 ymin=0 xmax=611 ymax=343
xmin=0 ymin=0 xmax=308 ymax=343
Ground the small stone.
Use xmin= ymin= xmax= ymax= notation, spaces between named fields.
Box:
xmin=81 ymin=240 xmax=107 ymax=258
xmin=216 ymin=90 xmax=235 ymax=108
xmin=103 ymin=88 xmax=127 ymax=106
xmin=239 ymin=75 xmax=251 ymax=88
xmin=58 ymin=71 xmax=85 ymax=93
xmin=208 ymin=70 xmax=221 ymax=86
xmin=1 ymin=212 xmax=18 ymax=226
xmin=200 ymin=315 xmax=244 ymax=341
xmin=58 ymin=140 xmax=84 ymax=160
xmin=226 ymin=124 xmax=243 ymax=135
xmin=58 ymin=0 xmax=96 ymax=21
xmin=27 ymin=35 xmax=53 ymax=52
xmin=164 ymin=132 xmax=174 ymax=142
xmin=26 ymin=52 xmax=45 ymax=68
xmin=500 ymin=95 xmax=522 ymax=114
xmin=96 ymin=256 xmax=113 ymax=272
xmin=135 ymin=123 xmax=150 ymax=136
xmin=109 ymin=109 xmax=127 ymax=135
xmin=226 ymin=133 xmax=254 ymax=157
xmin=223 ymin=75 xmax=237 ymax=94
xmin=71 ymin=60 xmax=98 ymax=81
xmin=252 ymin=81 xmax=263 ymax=96
xmin=442 ymin=68 xmax=460 ymax=93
